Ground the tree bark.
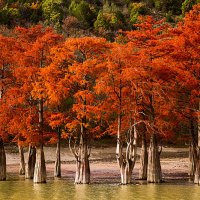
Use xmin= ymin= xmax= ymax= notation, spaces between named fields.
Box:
xmin=194 ymin=102 xmax=200 ymax=184
xmin=0 ymin=65 xmax=6 ymax=181
xmin=147 ymin=134 xmax=162 ymax=183
xmin=117 ymin=140 xmax=137 ymax=184
xmin=194 ymin=147 xmax=200 ymax=184
xmin=75 ymin=146 xmax=90 ymax=184
xmin=25 ymin=145 xmax=36 ymax=179
xmin=116 ymin=117 xmax=137 ymax=185
xmin=188 ymin=120 xmax=197 ymax=178
xmin=139 ymin=132 xmax=148 ymax=180
xmin=33 ymin=99 xmax=47 ymax=183
xmin=0 ymin=138 xmax=6 ymax=181
xmin=71 ymin=76 xmax=91 ymax=185
xmin=189 ymin=142 xmax=197 ymax=178
xmin=18 ymin=144 xmax=25 ymax=175
xmin=54 ymin=128 xmax=61 ymax=178
xmin=33 ymin=145 xmax=46 ymax=183
xmin=71 ymin=135 xmax=90 ymax=184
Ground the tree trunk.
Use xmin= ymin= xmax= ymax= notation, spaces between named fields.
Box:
xmin=188 ymin=120 xmax=197 ymax=178
xmin=54 ymin=129 xmax=61 ymax=178
xmin=117 ymin=141 xmax=137 ymax=184
xmin=33 ymin=98 xmax=46 ymax=183
xmin=25 ymin=145 xmax=36 ymax=179
xmin=18 ymin=144 xmax=25 ymax=175
xmin=189 ymin=142 xmax=197 ymax=178
xmin=139 ymin=132 xmax=148 ymax=180
xmin=147 ymin=134 xmax=162 ymax=183
xmin=33 ymin=145 xmax=46 ymax=183
xmin=194 ymin=102 xmax=200 ymax=184
xmin=0 ymin=138 xmax=6 ymax=181
xmin=194 ymin=148 xmax=200 ymax=184
xmin=116 ymin=120 xmax=137 ymax=185
xmin=119 ymin=161 xmax=133 ymax=184
xmin=74 ymin=135 xmax=90 ymax=184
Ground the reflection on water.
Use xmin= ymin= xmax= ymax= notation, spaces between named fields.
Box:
xmin=0 ymin=180 xmax=200 ymax=200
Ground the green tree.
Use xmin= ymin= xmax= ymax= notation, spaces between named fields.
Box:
xmin=129 ymin=3 xmax=147 ymax=25
xmin=0 ymin=5 xmax=20 ymax=26
xmin=94 ymin=10 xmax=110 ymax=30
xmin=68 ymin=0 xmax=97 ymax=27
xmin=182 ymin=0 xmax=200 ymax=15
xmin=42 ymin=0 xmax=65 ymax=29
xmin=19 ymin=1 xmax=43 ymax=24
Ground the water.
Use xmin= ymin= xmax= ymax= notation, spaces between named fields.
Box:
xmin=0 ymin=179 xmax=200 ymax=200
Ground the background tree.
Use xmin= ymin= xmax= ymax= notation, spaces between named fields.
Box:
xmin=68 ymin=0 xmax=97 ymax=27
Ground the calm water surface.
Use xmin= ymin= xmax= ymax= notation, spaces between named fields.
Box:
xmin=0 ymin=179 xmax=200 ymax=200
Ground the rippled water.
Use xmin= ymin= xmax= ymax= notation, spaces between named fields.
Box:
xmin=0 ymin=180 xmax=200 ymax=200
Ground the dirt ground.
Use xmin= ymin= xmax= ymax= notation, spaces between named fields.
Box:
xmin=5 ymin=145 xmax=190 ymax=183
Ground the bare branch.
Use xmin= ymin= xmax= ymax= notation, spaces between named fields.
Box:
xmin=158 ymin=145 xmax=162 ymax=155
xmin=87 ymin=146 xmax=91 ymax=158
xmin=69 ymin=136 xmax=79 ymax=159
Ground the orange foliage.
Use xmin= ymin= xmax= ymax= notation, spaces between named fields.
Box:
xmin=0 ymin=5 xmax=199 ymax=146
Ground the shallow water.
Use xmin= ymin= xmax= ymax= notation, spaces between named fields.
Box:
xmin=0 ymin=179 xmax=200 ymax=200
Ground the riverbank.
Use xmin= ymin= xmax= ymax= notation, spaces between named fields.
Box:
xmin=5 ymin=146 xmax=190 ymax=184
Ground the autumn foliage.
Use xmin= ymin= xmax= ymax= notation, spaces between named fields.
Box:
xmin=0 ymin=4 xmax=199 ymax=155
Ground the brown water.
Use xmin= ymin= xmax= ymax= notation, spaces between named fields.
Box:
xmin=0 ymin=179 xmax=200 ymax=200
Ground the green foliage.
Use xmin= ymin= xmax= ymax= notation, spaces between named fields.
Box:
xmin=182 ymin=0 xmax=200 ymax=15
xmin=0 ymin=1 xmax=43 ymax=26
xmin=20 ymin=2 xmax=43 ymax=24
xmin=154 ymin=0 xmax=182 ymax=14
xmin=18 ymin=0 xmax=38 ymax=3
xmin=94 ymin=10 xmax=110 ymax=30
xmin=165 ymin=11 xmax=174 ymax=23
xmin=0 ymin=5 xmax=20 ymax=26
xmin=68 ymin=0 xmax=96 ymax=27
xmin=42 ymin=0 xmax=64 ymax=29
xmin=103 ymin=1 xmax=119 ymax=13
xmin=129 ymin=3 xmax=147 ymax=25
xmin=111 ymin=10 xmax=126 ymax=29
xmin=154 ymin=0 xmax=161 ymax=10
xmin=0 ymin=0 xmax=199 ymax=31
xmin=94 ymin=9 xmax=126 ymax=31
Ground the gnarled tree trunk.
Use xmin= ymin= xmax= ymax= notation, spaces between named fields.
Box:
xmin=54 ymin=128 xmax=61 ymax=178
xmin=116 ymin=116 xmax=137 ymax=185
xmin=18 ymin=144 xmax=25 ymax=175
xmin=139 ymin=132 xmax=148 ymax=180
xmin=0 ymin=138 xmax=6 ymax=181
xmin=33 ymin=145 xmax=46 ymax=183
xmin=147 ymin=134 xmax=162 ymax=183
xmin=70 ymin=134 xmax=90 ymax=184
xmin=25 ymin=145 xmax=36 ymax=179
xmin=75 ymin=141 xmax=90 ymax=184
xmin=116 ymin=140 xmax=137 ymax=184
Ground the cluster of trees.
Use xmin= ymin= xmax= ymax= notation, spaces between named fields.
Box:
xmin=0 ymin=0 xmax=199 ymax=34
xmin=0 ymin=4 xmax=199 ymax=185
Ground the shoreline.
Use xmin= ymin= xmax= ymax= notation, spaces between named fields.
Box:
xmin=4 ymin=146 xmax=191 ymax=184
